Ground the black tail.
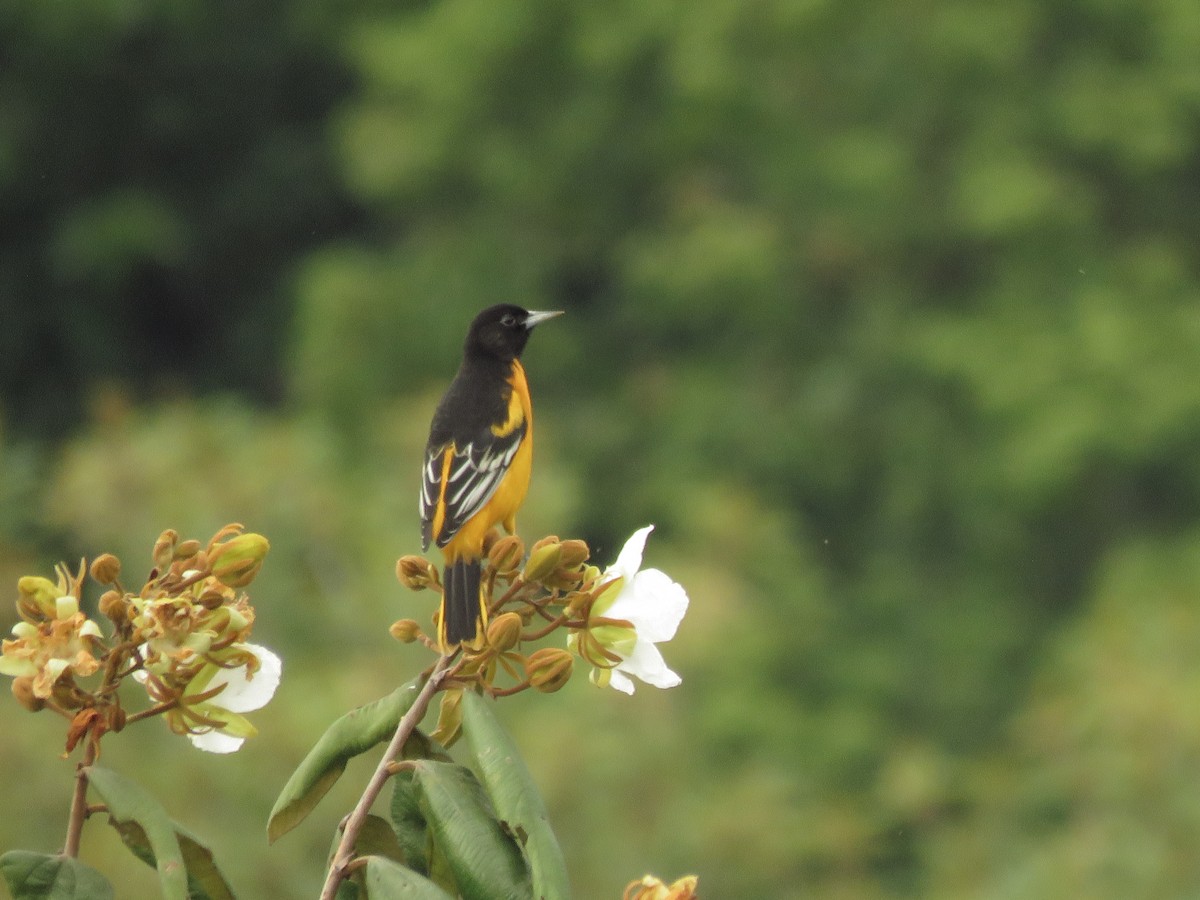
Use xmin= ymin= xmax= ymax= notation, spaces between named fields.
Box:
xmin=441 ymin=558 xmax=484 ymax=648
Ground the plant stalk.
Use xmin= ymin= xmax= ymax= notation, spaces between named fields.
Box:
xmin=318 ymin=655 xmax=452 ymax=900
xmin=63 ymin=738 xmax=98 ymax=858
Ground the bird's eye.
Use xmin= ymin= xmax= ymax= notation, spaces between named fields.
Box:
xmin=500 ymin=314 xmax=517 ymax=327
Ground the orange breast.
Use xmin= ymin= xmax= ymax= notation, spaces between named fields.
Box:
xmin=443 ymin=361 xmax=534 ymax=560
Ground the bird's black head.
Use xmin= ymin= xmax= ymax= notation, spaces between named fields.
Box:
xmin=464 ymin=304 xmax=563 ymax=361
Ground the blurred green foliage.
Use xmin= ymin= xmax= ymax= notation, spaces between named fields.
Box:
xmin=3 ymin=0 xmax=1200 ymax=896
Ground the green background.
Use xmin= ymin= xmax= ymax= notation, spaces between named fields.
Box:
xmin=3 ymin=0 xmax=1200 ymax=896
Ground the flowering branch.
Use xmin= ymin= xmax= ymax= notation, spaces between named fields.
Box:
xmin=0 ymin=523 xmax=280 ymax=900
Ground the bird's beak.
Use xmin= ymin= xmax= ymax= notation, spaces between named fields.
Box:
xmin=523 ymin=309 xmax=564 ymax=329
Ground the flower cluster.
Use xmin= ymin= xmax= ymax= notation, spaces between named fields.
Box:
xmin=393 ymin=524 xmax=689 ymax=742
xmin=0 ymin=524 xmax=279 ymax=754
xmin=127 ymin=527 xmax=280 ymax=752
xmin=1 ymin=567 xmax=103 ymax=705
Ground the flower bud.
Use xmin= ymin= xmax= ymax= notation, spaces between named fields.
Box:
xmin=11 ymin=677 xmax=44 ymax=712
xmin=153 ymin=529 xmax=179 ymax=570
xmin=396 ymin=555 xmax=439 ymax=591
xmin=209 ymin=533 xmax=270 ymax=588
xmin=173 ymin=539 xmax=202 ymax=560
xmin=524 ymin=647 xmax=574 ymax=693
xmin=522 ymin=538 xmax=562 ymax=583
xmin=486 ymin=612 xmax=523 ymax=652
xmin=487 ymin=535 xmax=525 ymax=576
xmin=16 ymin=576 xmax=59 ymax=619
xmin=558 ymin=539 xmax=589 ymax=568
xmin=389 ymin=619 xmax=423 ymax=643
xmin=197 ymin=584 xmax=229 ymax=609
xmin=89 ymin=553 xmax=121 ymax=585
xmin=99 ymin=592 xmax=129 ymax=628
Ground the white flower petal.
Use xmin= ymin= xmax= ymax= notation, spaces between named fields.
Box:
xmin=206 ymin=644 xmax=282 ymax=713
xmin=606 ymin=525 xmax=654 ymax=580
xmin=0 ymin=656 xmax=36 ymax=678
xmin=608 ymin=569 xmax=689 ymax=643
xmin=607 ymin=668 xmax=637 ymax=695
xmin=617 ymin=638 xmax=681 ymax=690
xmin=79 ymin=619 xmax=104 ymax=639
xmin=189 ymin=730 xmax=245 ymax=754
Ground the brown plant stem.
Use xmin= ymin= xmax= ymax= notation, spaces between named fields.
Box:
xmin=521 ymin=613 xmax=571 ymax=642
xmin=319 ymin=654 xmax=453 ymax=900
xmin=488 ymin=682 xmax=531 ymax=698
xmin=63 ymin=737 xmax=98 ymax=858
xmin=62 ymin=622 xmax=133 ymax=857
xmin=124 ymin=699 xmax=179 ymax=725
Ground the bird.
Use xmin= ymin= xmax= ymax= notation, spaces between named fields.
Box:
xmin=420 ymin=304 xmax=563 ymax=650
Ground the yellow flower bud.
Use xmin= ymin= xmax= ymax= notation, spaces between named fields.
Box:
xmin=89 ymin=553 xmax=122 ymax=585
xmin=396 ymin=555 xmax=437 ymax=591
xmin=209 ymin=532 xmax=270 ymax=588
xmin=16 ymin=576 xmax=59 ymax=620
xmin=389 ymin=619 xmax=423 ymax=643
xmin=486 ymin=612 xmax=523 ymax=652
xmin=11 ymin=677 xmax=44 ymax=713
xmin=522 ymin=538 xmax=563 ymax=583
xmin=487 ymin=535 xmax=525 ymax=575
xmin=524 ymin=647 xmax=574 ymax=693
xmin=152 ymin=529 xmax=179 ymax=570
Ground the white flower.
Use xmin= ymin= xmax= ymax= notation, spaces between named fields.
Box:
xmin=187 ymin=643 xmax=282 ymax=753
xmin=135 ymin=642 xmax=282 ymax=753
xmin=573 ymin=525 xmax=688 ymax=695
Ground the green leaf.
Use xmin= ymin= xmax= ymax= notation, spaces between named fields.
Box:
xmin=357 ymin=855 xmax=456 ymax=899
xmin=84 ymin=766 xmax=187 ymax=900
xmin=390 ymin=769 xmax=430 ymax=875
xmin=461 ymin=691 xmax=571 ymax=900
xmin=0 ymin=851 xmax=114 ymax=900
xmin=411 ymin=761 xmax=531 ymax=900
xmin=356 ymin=815 xmax=407 ymax=866
xmin=387 ymin=740 xmax=456 ymax=893
xmin=172 ymin=824 xmax=236 ymax=900
xmin=113 ymin=818 xmax=235 ymax=900
xmin=268 ymin=676 xmax=425 ymax=843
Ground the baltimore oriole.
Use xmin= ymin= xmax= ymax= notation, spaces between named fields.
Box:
xmin=420 ymin=304 xmax=562 ymax=650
